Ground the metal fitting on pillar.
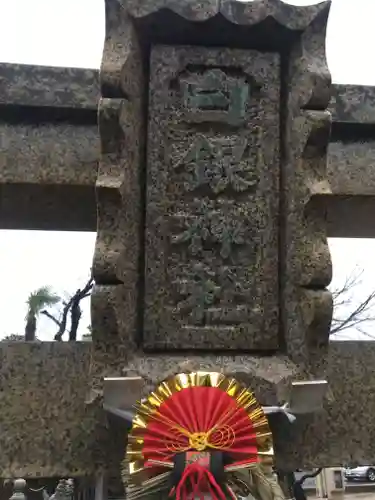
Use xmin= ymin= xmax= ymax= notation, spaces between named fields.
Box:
xmin=262 ymin=380 xmax=328 ymax=423
xmin=103 ymin=377 xmax=143 ymax=423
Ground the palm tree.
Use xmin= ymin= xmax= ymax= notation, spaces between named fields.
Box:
xmin=25 ymin=286 xmax=60 ymax=341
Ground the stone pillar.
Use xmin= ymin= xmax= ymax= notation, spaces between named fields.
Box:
xmin=283 ymin=2 xmax=333 ymax=366
xmin=92 ymin=0 xmax=332 ymax=405
xmin=92 ymin=0 xmax=145 ymax=375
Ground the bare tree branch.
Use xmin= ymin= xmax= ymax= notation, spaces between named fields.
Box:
xmin=42 ymin=276 xmax=94 ymax=341
xmin=40 ymin=310 xmax=61 ymax=327
xmin=330 ymin=267 xmax=375 ymax=337
xmin=54 ymin=297 xmax=74 ymax=341
xmin=69 ymin=277 xmax=94 ymax=341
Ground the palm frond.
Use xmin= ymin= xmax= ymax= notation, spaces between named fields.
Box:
xmin=26 ymin=286 xmax=60 ymax=318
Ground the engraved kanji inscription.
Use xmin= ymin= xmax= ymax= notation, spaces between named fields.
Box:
xmin=173 ymin=265 xmax=250 ymax=326
xmin=180 ymin=68 xmax=250 ymax=125
xmin=174 ymin=136 xmax=258 ymax=194
xmin=145 ymin=46 xmax=280 ymax=350
xmin=171 ymin=199 xmax=246 ymax=258
xmin=174 ymin=263 xmax=222 ymax=325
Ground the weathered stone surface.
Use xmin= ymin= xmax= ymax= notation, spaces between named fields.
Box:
xmin=91 ymin=0 xmax=145 ymax=380
xmin=0 ymin=64 xmax=99 ymax=231
xmin=330 ymin=84 xmax=375 ymax=124
xmin=281 ymin=2 xmax=333 ymax=364
xmin=3 ymin=342 xmax=375 ymax=473
xmin=0 ymin=183 xmax=96 ymax=231
xmin=89 ymin=278 xmax=298 ymax=398
xmin=90 ymin=285 xmax=138 ymax=381
xmin=0 ymin=342 xmax=99 ymax=477
xmin=275 ymin=341 xmax=375 ymax=468
xmin=0 ymin=64 xmax=98 ymax=109
xmin=5 ymin=0 xmax=375 ymax=481
xmin=121 ymin=353 xmax=298 ymax=404
xmin=125 ymin=0 xmax=328 ymax=29
xmin=0 ymin=122 xmax=98 ymax=185
xmin=94 ymin=3 xmax=144 ymax=288
xmin=144 ymin=45 xmax=280 ymax=350
xmin=101 ymin=0 xmax=143 ymax=99
xmin=328 ymin=140 xmax=375 ymax=195
xmin=0 ymin=122 xmax=98 ymax=230
xmin=326 ymin=114 xmax=375 ymax=237
xmin=5 ymin=69 xmax=375 ymax=123
xmin=0 ymin=60 xmax=375 ymax=234
xmin=93 ymin=97 xmax=143 ymax=284
xmin=326 ymin=195 xmax=375 ymax=238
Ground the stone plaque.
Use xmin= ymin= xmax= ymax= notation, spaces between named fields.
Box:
xmin=144 ymin=45 xmax=280 ymax=350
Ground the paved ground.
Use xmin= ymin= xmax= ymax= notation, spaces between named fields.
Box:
xmin=346 ymin=484 xmax=375 ymax=489
xmin=309 ymin=493 xmax=375 ymax=500
xmin=343 ymin=491 xmax=375 ymax=500
xmin=346 ymin=494 xmax=375 ymax=499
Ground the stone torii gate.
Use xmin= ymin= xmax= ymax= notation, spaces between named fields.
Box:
xmin=1 ymin=0 xmax=375 ymax=489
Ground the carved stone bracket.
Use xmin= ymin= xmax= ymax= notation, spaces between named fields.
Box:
xmin=92 ymin=1 xmax=145 ymax=377
xmin=283 ymin=2 xmax=333 ymax=365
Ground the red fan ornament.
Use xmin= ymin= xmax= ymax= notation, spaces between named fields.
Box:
xmin=125 ymin=372 xmax=274 ymax=500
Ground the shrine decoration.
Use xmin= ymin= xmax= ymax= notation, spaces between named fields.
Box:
xmin=123 ymin=371 xmax=285 ymax=500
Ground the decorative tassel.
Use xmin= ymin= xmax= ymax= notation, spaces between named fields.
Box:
xmin=173 ymin=462 xmax=227 ymax=500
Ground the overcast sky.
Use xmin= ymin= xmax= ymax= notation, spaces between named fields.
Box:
xmin=0 ymin=0 xmax=375 ymax=341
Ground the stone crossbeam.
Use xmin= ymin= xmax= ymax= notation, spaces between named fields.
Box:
xmin=1 ymin=64 xmax=375 ymax=235
xmin=0 ymin=64 xmax=98 ymax=230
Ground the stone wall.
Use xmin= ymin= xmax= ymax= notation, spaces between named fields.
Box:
xmin=0 ymin=341 xmax=374 ymax=475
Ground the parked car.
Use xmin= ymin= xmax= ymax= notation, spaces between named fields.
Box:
xmin=345 ymin=466 xmax=375 ymax=482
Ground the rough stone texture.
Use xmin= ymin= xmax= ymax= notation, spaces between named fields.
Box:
xmin=326 ymin=103 xmax=375 ymax=237
xmin=281 ymin=2 xmax=333 ymax=365
xmin=94 ymin=98 xmax=142 ymax=285
xmin=125 ymin=0 xmax=328 ymax=28
xmin=0 ymin=64 xmax=98 ymax=109
xmin=90 ymin=284 xmax=138 ymax=383
xmin=0 ymin=183 xmax=96 ymax=231
xmin=0 ymin=342 xmax=99 ymax=477
xmin=5 ymin=0 xmax=375 ymax=480
xmin=121 ymin=353 xmax=298 ymax=403
xmin=329 ymin=84 xmax=375 ymax=124
xmin=0 ymin=123 xmax=98 ymax=185
xmin=0 ymin=123 xmax=98 ymax=230
xmin=96 ymin=0 xmax=334 ymax=475
xmin=94 ymin=0 xmax=144 ymax=285
xmin=328 ymin=140 xmax=375 ymax=196
xmin=91 ymin=0 xmax=145 ymax=380
xmin=145 ymin=46 xmax=280 ymax=350
xmin=0 ymin=64 xmax=99 ymax=231
xmin=3 ymin=342 xmax=375 ymax=473
xmin=1 ymin=62 xmax=375 ymax=234
xmin=275 ymin=341 xmax=375 ymax=469
xmin=326 ymin=196 xmax=375 ymax=238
